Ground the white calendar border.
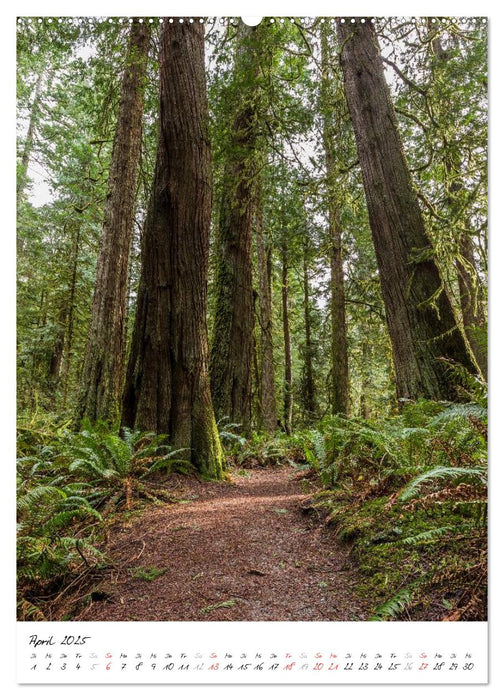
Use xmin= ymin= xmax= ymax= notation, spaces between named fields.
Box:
xmin=4 ymin=0 xmax=502 ymax=696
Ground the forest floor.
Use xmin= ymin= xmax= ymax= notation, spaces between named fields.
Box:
xmin=70 ymin=464 xmax=370 ymax=622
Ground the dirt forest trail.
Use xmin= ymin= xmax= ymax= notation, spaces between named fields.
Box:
xmin=75 ymin=465 xmax=370 ymax=622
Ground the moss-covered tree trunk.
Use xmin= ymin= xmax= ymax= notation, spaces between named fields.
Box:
xmin=428 ymin=20 xmax=487 ymax=380
xmin=122 ymin=19 xmax=223 ymax=479
xmin=255 ymin=183 xmax=277 ymax=432
xmin=210 ymin=24 xmax=264 ymax=431
xmin=337 ymin=19 xmax=476 ymax=401
xmin=456 ymin=232 xmax=487 ymax=378
xmin=78 ymin=20 xmax=150 ymax=424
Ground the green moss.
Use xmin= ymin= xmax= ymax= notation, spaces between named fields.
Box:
xmin=314 ymin=481 xmax=485 ymax=619
xmin=191 ymin=398 xmax=226 ymax=480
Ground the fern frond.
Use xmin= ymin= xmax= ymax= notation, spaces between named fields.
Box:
xmin=103 ymin=434 xmax=132 ymax=474
xmin=371 ymin=587 xmax=413 ymax=621
xmin=399 ymin=466 xmax=486 ymax=502
xmin=401 ymin=526 xmax=459 ymax=545
xmin=146 ymin=454 xmax=195 ymax=474
xmin=17 ymin=485 xmax=66 ymax=511
xmin=428 ymin=403 xmax=487 ymax=426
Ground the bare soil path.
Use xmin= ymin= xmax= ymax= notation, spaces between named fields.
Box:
xmin=76 ymin=465 xmax=369 ymax=621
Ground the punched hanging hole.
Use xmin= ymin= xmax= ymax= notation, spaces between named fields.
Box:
xmin=241 ymin=17 xmax=263 ymax=26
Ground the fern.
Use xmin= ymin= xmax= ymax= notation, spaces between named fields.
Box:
xmin=217 ymin=418 xmax=246 ymax=447
xmin=371 ymin=587 xmax=413 ymax=621
xmin=17 ymin=484 xmax=66 ymax=511
xmin=438 ymin=359 xmax=488 ymax=405
xmin=146 ymin=448 xmax=195 ymax=474
xmin=401 ymin=525 xmax=460 ymax=545
xmin=399 ymin=465 xmax=486 ymax=502
xmin=428 ymin=403 xmax=487 ymax=426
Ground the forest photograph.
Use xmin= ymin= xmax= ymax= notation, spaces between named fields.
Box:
xmin=16 ymin=16 xmax=487 ymax=623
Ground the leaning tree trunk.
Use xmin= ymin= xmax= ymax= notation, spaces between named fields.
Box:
xmin=122 ymin=19 xmax=223 ymax=479
xmin=321 ymin=24 xmax=349 ymax=415
xmin=210 ymin=24 xmax=264 ymax=431
xmin=337 ymin=19 xmax=476 ymax=401
xmin=78 ymin=20 xmax=150 ymax=425
xmin=255 ymin=183 xmax=277 ymax=432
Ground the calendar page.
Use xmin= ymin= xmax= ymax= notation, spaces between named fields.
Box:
xmin=13 ymin=0 xmax=491 ymax=690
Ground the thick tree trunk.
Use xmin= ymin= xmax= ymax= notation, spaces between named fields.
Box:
xmin=122 ymin=19 xmax=223 ymax=479
xmin=210 ymin=24 xmax=263 ymax=431
xmin=78 ymin=20 xmax=150 ymax=425
xmin=321 ymin=25 xmax=349 ymax=415
xmin=281 ymin=237 xmax=293 ymax=435
xmin=255 ymin=186 xmax=277 ymax=432
xmin=337 ymin=20 xmax=476 ymax=401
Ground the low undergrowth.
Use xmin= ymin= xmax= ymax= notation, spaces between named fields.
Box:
xmin=16 ymin=416 xmax=193 ymax=620
xmin=296 ymin=397 xmax=487 ymax=621
xmin=17 ymin=390 xmax=488 ymax=623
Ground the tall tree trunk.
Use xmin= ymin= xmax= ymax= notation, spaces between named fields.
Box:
xmin=337 ymin=20 xmax=476 ymax=401
xmin=62 ymin=225 xmax=81 ymax=410
xmin=122 ymin=19 xmax=223 ymax=479
xmin=255 ymin=184 xmax=277 ymax=432
xmin=456 ymin=234 xmax=487 ymax=378
xmin=17 ymin=68 xmax=44 ymax=210
xmin=210 ymin=24 xmax=263 ymax=431
xmin=329 ymin=224 xmax=349 ymax=414
xmin=302 ymin=239 xmax=316 ymax=420
xmin=48 ymin=307 xmax=67 ymax=393
xmin=359 ymin=333 xmax=372 ymax=419
xmin=321 ymin=25 xmax=349 ymax=415
xmin=281 ymin=236 xmax=293 ymax=435
xmin=77 ymin=20 xmax=150 ymax=425
xmin=428 ymin=20 xmax=487 ymax=379
xmin=17 ymin=68 xmax=44 ymax=257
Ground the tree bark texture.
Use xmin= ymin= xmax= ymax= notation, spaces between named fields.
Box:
xmin=321 ymin=25 xmax=350 ymax=415
xmin=210 ymin=24 xmax=263 ymax=431
xmin=121 ymin=19 xmax=223 ymax=479
xmin=255 ymin=186 xmax=277 ymax=432
xmin=337 ymin=20 xmax=476 ymax=401
xmin=78 ymin=20 xmax=150 ymax=424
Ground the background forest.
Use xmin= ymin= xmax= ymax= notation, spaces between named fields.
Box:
xmin=16 ymin=16 xmax=487 ymax=622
